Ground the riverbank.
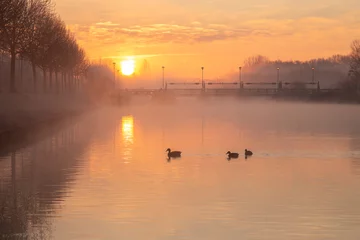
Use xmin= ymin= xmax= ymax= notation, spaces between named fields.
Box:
xmin=270 ymin=91 xmax=360 ymax=104
xmin=0 ymin=93 xmax=95 ymax=142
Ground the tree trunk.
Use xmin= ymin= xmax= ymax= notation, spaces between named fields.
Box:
xmin=10 ymin=47 xmax=16 ymax=93
xmin=72 ymin=73 xmax=75 ymax=92
xmin=49 ymin=69 xmax=53 ymax=92
xmin=64 ymin=72 xmax=67 ymax=92
xmin=19 ymin=58 xmax=22 ymax=92
xmin=68 ymin=72 xmax=72 ymax=92
xmin=42 ymin=68 xmax=47 ymax=93
xmin=32 ymin=63 xmax=37 ymax=93
xmin=61 ymin=72 xmax=64 ymax=93
xmin=55 ymin=71 xmax=59 ymax=94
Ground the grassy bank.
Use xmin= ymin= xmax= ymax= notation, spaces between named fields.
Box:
xmin=0 ymin=93 xmax=94 ymax=139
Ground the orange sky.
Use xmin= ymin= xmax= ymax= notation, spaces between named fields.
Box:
xmin=55 ymin=0 xmax=360 ymax=78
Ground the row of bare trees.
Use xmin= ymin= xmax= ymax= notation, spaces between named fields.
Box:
xmin=0 ymin=0 xmax=88 ymax=93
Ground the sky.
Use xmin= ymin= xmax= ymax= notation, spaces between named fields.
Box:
xmin=55 ymin=0 xmax=360 ymax=79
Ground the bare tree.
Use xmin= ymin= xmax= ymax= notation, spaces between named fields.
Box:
xmin=0 ymin=0 xmax=50 ymax=92
xmin=29 ymin=12 xmax=65 ymax=93
xmin=19 ymin=0 xmax=52 ymax=92
xmin=349 ymin=40 xmax=360 ymax=82
xmin=50 ymin=31 xmax=66 ymax=93
xmin=45 ymin=15 xmax=67 ymax=93
xmin=72 ymin=45 xmax=87 ymax=92
xmin=243 ymin=55 xmax=270 ymax=68
xmin=57 ymin=32 xmax=87 ymax=93
xmin=0 ymin=0 xmax=27 ymax=92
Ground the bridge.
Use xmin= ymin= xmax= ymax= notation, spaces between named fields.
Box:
xmin=115 ymin=81 xmax=340 ymax=97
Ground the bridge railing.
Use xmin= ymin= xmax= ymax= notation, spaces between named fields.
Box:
xmin=115 ymin=87 xmax=342 ymax=96
xmin=115 ymin=80 xmax=334 ymax=95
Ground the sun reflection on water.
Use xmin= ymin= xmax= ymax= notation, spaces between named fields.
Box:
xmin=121 ymin=116 xmax=134 ymax=162
xmin=122 ymin=116 xmax=134 ymax=144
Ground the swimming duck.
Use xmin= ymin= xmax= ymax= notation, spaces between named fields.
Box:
xmin=226 ymin=151 xmax=239 ymax=159
xmin=166 ymin=148 xmax=182 ymax=158
xmin=245 ymin=149 xmax=253 ymax=156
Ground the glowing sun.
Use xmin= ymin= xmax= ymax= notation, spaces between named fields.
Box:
xmin=120 ymin=59 xmax=135 ymax=76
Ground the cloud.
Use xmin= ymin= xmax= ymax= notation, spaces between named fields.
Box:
xmin=69 ymin=22 xmax=276 ymax=46
xmin=66 ymin=9 xmax=360 ymax=60
xmin=95 ymin=21 xmax=120 ymax=26
xmin=118 ymin=23 xmax=252 ymax=43
xmin=101 ymin=53 xmax=199 ymax=59
xmin=70 ymin=12 xmax=354 ymax=48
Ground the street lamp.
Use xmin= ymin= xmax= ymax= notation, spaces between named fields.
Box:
xmin=312 ymin=67 xmax=315 ymax=83
xmin=113 ymin=62 xmax=116 ymax=83
xmin=117 ymin=70 xmax=120 ymax=88
xmin=239 ymin=66 xmax=242 ymax=89
xmin=276 ymin=67 xmax=280 ymax=90
xmin=162 ymin=66 xmax=165 ymax=89
xmin=201 ymin=67 xmax=204 ymax=90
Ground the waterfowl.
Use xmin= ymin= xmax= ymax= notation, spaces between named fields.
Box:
xmin=226 ymin=151 xmax=239 ymax=159
xmin=245 ymin=149 xmax=253 ymax=156
xmin=166 ymin=148 xmax=182 ymax=158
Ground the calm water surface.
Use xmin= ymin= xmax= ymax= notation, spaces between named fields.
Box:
xmin=1 ymin=97 xmax=360 ymax=239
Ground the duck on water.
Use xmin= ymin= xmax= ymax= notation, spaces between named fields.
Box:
xmin=227 ymin=149 xmax=253 ymax=160
xmin=166 ymin=148 xmax=182 ymax=158
xmin=245 ymin=149 xmax=253 ymax=157
xmin=226 ymin=151 xmax=239 ymax=159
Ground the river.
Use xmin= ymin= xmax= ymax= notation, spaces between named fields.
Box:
xmin=1 ymin=97 xmax=360 ymax=239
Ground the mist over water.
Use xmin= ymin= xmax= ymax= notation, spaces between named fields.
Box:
xmin=1 ymin=97 xmax=360 ymax=239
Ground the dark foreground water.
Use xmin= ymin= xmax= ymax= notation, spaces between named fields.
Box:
xmin=1 ymin=97 xmax=360 ymax=239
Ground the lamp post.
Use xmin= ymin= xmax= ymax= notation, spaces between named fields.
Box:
xmin=113 ymin=62 xmax=116 ymax=88
xmin=312 ymin=67 xmax=315 ymax=83
xmin=201 ymin=67 xmax=204 ymax=91
xmin=277 ymin=67 xmax=280 ymax=91
xmin=239 ymin=66 xmax=242 ymax=89
xmin=162 ymin=66 xmax=165 ymax=89
xmin=117 ymin=70 xmax=120 ymax=89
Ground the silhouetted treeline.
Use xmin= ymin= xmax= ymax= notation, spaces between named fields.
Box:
xmin=238 ymin=54 xmax=351 ymax=89
xmin=84 ymin=63 xmax=120 ymax=101
xmin=0 ymin=0 xmax=88 ymax=94
xmin=238 ymin=40 xmax=360 ymax=91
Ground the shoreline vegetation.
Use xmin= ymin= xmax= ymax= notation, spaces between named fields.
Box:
xmin=271 ymin=91 xmax=360 ymax=104
xmin=0 ymin=0 xmax=116 ymax=141
xmin=0 ymin=93 xmax=93 ymax=141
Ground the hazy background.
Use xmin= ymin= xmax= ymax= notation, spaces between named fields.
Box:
xmin=55 ymin=0 xmax=360 ymax=78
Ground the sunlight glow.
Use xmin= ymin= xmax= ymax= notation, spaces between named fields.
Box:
xmin=122 ymin=116 xmax=134 ymax=144
xmin=120 ymin=59 xmax=135 ymax=76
